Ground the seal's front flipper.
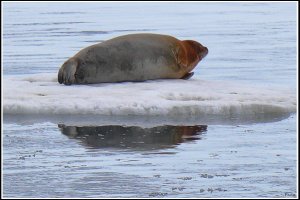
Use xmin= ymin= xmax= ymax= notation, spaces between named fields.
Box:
xmin=181 ymin=72 xmax=194 ymax=80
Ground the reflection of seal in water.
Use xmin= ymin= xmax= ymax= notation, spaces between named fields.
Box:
xmin=58 ymin=33 xmax=208 ymax=85
xmin=58 ymin=124 xmax=207 ymax=150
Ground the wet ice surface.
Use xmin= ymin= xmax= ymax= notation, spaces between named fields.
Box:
xmin=3 ymin=115 xmax=297 ymax=198
xmin=2 ymin=2 xmax=297 ymax=198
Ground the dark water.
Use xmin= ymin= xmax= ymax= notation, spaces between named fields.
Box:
xmin=2 ymin=2 xmax=297 ymax=198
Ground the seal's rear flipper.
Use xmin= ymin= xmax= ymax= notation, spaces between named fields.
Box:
xmin=58 ymin=58 xmax=78 ymax=85
xmin=181 ymin=72 xmax=194 ymax=80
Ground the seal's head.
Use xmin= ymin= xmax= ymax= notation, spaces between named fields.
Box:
xmin=183 ymin=40 xmax=208 ymax=62
xmin=179 ymin=40 xmax=208 ymax=74
xmin=187 ymin=40 xmax=208 ymax=61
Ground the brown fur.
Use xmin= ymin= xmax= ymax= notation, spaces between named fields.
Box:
xmin=178 ymin=40 xmax=208 ymax=75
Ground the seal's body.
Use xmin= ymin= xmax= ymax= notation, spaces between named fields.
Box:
xmin=58 ymin=33 xmax=208 ymax=85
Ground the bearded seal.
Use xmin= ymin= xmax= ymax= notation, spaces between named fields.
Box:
xmin=58 ymin=33 xmax=208 ymax=85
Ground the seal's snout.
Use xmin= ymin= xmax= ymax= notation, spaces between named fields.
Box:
xmin=58 ymin=58 xmax=78 ymax=85
xmin=202 ymin=46 xmax=208 ymax=58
